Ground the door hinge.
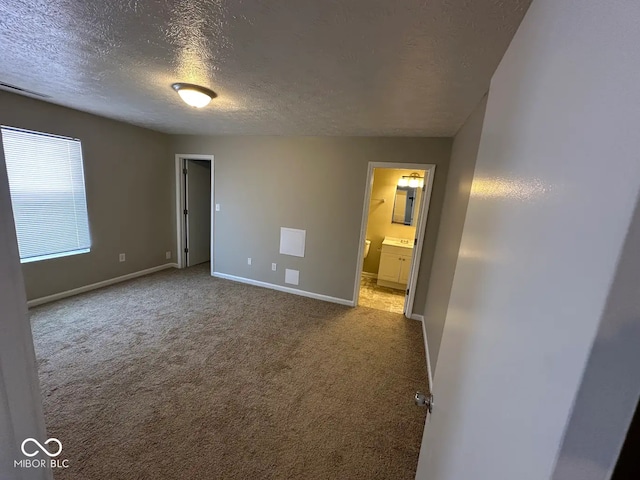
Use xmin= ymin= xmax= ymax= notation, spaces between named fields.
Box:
xmin=422 ymin=185 xmax=426 ymax=192
xmin=183 ymin=168 xmax=188 ymax=175
xmin=406 ymin=288 xmax=410 ymax=295
xmin=184 ymin=247 xmax=188 ymax=253
xmin=183 ymin=209 xmax=188 ymax=215
xmin=414 ymin=238 xmax=417 ymax=246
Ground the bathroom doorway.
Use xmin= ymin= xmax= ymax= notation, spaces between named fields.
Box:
xmin=354 ymin=163 xmax=435 ymax=317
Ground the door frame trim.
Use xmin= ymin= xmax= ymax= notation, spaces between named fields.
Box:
xmin=353 ymin=162 xmax=436 ymax=318
xmin=421 ymin=316 xmax=434 ymax=390
xmin=175 ymin=154 xmax=215 ymax=274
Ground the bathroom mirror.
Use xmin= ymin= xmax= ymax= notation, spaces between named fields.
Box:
xmin=392 ymin=186 xmax=421 ymax=226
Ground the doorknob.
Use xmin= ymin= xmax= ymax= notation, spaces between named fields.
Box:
xmin=415 ymin=391 xmax=434 ymax=413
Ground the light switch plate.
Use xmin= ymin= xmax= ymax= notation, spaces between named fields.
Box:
xmin=272 ymin=263 xmax=277 ymax=271
xmin=215 ymin=204 xmax=220 ymax=211
xmin=285 ymin=269 xmax=299 ymax=285
xmin=247 ymin=257 xmax=252 ymax=265
xmin=119 ymin=253 xmax=126 ymax=262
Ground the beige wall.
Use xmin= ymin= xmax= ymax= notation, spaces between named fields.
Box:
xmin=363 ymin=168 xmax=423 ymax=275
xmin=422 ymin=95 xmax=487 ymax=369
xmin=0 ymin=90 xmax=452 ymax=314
xmin=0 ymin=91 xmax=175 ymax=300
xmin=170 ymin=135 xmax=451 ymax=315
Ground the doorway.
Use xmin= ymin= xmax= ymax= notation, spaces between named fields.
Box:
xmin=175 ymin=154 xmax=214 ymax=272
xmin=354 ymin=162 xmax=436 ymax=318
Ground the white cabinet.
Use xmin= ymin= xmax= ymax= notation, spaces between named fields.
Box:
xmin=399 ymin=254 xmax=412 ymax=284
xmin=377 ymin=239 xmax=413 ymax=290
xmin=378 ymin=252 xmax=404 ymax=282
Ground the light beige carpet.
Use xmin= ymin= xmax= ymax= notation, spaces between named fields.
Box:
xmin=30 ymin=264 xmax=428 ymax=480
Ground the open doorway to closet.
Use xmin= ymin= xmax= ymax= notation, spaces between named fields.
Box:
xmin=354 ymin=162 xmax=435 ymax=317
xmin=175 ymin=154 xmax=214 ymax=272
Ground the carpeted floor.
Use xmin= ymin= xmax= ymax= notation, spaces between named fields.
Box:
xmin=30 ymin=264 xmax=428 ymax=480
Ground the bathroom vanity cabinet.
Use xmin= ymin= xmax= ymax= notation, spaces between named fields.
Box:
xmin=377 ymin=237 xmax=413 ymax=290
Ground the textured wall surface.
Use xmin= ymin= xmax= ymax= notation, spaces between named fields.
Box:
xmin=0 ymin=0 xmax=530 ymax=136
xmin=416 ymin=0 xmax=640 ymax=478
xmin=170 ymin=135 xmax=451 ymax=315
xmin=0 ymin=90 xmax=174 ymax=301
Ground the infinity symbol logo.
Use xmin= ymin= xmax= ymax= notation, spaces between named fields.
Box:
xmin=21 ymin=438 xmax=63 ymax=458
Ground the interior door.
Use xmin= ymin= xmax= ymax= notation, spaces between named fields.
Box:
xmin=185 ymin=159 xmax=211 ymax=266
xmin=403 ymin=177 xmax=428 ymax=314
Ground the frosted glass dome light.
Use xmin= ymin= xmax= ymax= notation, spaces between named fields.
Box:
xmin=408 ymin=177 xmax=421 ymax=188
xmin=399 ymin=172 xmax=424 ymax=188
xmin=171 ymin=83 xmax=217 ymax=108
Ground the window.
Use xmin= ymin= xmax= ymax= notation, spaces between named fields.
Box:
xmin=1 ymin=126 xmax=91 ymax=263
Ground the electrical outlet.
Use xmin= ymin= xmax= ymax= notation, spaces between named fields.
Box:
xmin=272 ymin=263 xmax=277 ymax=271
xmin=119 ymin=253 xmax=126 ymax=262
xmin=165 ymin=251 xmax=171 ymax=260
xmin=215 ymin=204 xmax=220 ymax=211
xmin=247 ymin=257 xmax=252 ymax=265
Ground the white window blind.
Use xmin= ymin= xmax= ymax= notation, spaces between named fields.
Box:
xmin=1 ymin=126 xmax=91 ymax=263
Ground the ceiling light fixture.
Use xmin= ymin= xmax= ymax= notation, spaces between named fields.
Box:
xmin=171 ymin=83 xmax=217 ymax=108
xmin=398 ymin=172 xmax=424 ymax=188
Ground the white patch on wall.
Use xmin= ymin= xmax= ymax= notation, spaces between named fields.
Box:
xmin=279 ymin=227 xmax=306 ymax=257
xmin=285 ymin=269 xmax=300 ymax=285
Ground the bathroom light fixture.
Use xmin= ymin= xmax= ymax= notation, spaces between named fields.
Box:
xmin=398 ymin=172 xmax=424 ymax=188
xmin=171 ymin=83 xmax=217 ymax=108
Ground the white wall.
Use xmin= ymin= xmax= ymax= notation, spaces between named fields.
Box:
xmin=422 ymin=95 xmax=487 ymax=371
xmin=416 ymin=0 xmax=640 ymax=479
xmin=0 ymin=144 xmax=51 ymax=479
xmin=552 ymin=198 xmax=640 ymax=479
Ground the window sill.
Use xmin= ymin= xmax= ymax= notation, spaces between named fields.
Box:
xmin=20 ymin=248 xmax=91 ymax=264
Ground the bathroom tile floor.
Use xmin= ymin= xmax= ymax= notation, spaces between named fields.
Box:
xmin=358 ymin=275 xmax=405 ymax=314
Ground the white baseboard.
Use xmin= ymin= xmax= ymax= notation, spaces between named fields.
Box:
xmin=361 ymin=272 xmax=378 ymax=279
xmin=421 ymin=317 xmax=433 ymax=391
xmin=212 ymin=272 xmax=355 ymax=307
xmin=410 ymin=314 xmax=424 ymax=322
xmin=27 ymin=263 xmax=179 ymax=308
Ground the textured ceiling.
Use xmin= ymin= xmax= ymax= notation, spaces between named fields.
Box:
xmin=0 ymin=0 xmax=531 ymax=136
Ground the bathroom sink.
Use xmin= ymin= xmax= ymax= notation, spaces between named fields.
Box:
xmin=382 ymin=236 xmax=414 ymax=249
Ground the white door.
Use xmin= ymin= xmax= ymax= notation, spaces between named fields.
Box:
xmin=185 ymin=160 xmax=211 ymax=266
xmin=415 ymin=0 xmax=640 ymax=478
